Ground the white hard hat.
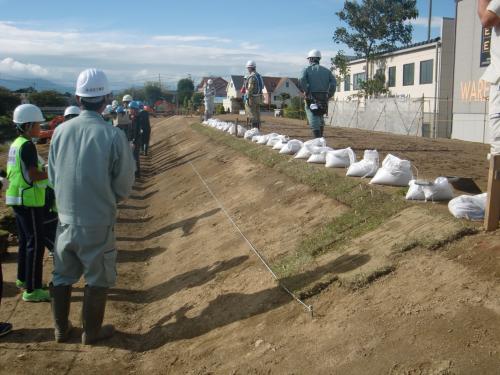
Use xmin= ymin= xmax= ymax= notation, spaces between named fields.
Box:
xmin=207 ymin=79 xmax=213 ymax=85
xmin=102 ymin=104 xmax=113 ymax=115
xmin=75 ymin=68 xmax=111 ymax=98
xmin=112 ymin=100 xmax=119 ymax=107
xmin=307 ymin=49 xmax=322 ymax=59
xmin=64 ymin=106 xmax=81 ymax=117
xmin=246 ymin=60 xmax=256 ymax=68
xmin=13 ymin=104 xmax=45 ymax=124
xmin=122 ymin=94 xmax=133 ymax=102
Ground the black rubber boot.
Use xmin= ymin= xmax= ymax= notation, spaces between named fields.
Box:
xmin=81 ymin=286 xmax=115 ymax=345
xmin=320 ymin=126 xmax=324 ymax=137
xmin=50 ymin=283 xmax=73 ymax=343
xmin=313 ymin=129 xmax=321 ymax=138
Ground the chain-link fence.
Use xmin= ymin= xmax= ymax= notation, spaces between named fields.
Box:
xmin=327 ymin=96 xmax=453 ymax=138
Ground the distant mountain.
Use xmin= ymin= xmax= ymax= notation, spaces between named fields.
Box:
xmin=0 ymin=77 xmax=73 ymax=93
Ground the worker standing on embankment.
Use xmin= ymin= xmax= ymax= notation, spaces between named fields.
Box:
xmin=299 ymin=49 xmax=336 ymax=139
xmin=49 ymin=68 xmax=135 ymax=345
xmin=242 ymin=60 xmax=264 ymax=129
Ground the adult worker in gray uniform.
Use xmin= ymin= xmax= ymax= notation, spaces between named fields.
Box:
xmin=48 ymin=68 xmax=135 ymax=345
xmin=204 ymin=79 xmax=216 ymax=121
xmin=299 ymin=49 xmax=336 ymax=138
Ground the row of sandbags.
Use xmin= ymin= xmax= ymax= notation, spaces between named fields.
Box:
xmin=201 ymin=119 xmax=487 ymax=221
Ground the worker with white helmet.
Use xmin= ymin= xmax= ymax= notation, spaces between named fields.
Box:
xmin=299 ymin=49 xmax=337 ymax=138
xmin=203 ymin=78 xmax=216 ymax=121
xmin=6 ymin=104 xmax=50 ymax=304
xmin=242 ymin=60 xmax=264 ymax=129
xmin=48 ymin=68 xmax=135 ymax=345
xmin=63 ymin=106 xmax=81 ymax=121
xmin=122 ymin=94 xmax=133 ymax=108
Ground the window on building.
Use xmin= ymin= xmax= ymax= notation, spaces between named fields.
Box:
xmin=403 ymin=63 xmax=414 ymax=86
xmin=274 ymin=96 xmax=278 ymax=101
xmin=419 ymin=59 xmax=433 ymax=84
xmin=344 ymin=75 xmax=351 ymax=91
xmin=353 ymin=72 xmax=366 ymax=90
xmin=388 ymin=66 xmax=396 ymax=87
xmin=286 ymin=81 xmax=289 ymax=88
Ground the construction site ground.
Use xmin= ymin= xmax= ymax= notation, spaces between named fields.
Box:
xmin=0 ymin=115 xmax=499 ymax=375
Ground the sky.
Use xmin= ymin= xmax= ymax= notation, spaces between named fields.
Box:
xmin=0 ymin=0 xmax=456 ymax=90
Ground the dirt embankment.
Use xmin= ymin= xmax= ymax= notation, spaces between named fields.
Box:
xmin=0 ymin=116 xmax=499 ymax=374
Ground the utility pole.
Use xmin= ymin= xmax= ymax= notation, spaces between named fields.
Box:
xmin=158 ymin=73 xmax=162 ymax=89
xmin=427 ymin=0 xmax=433 ymax=41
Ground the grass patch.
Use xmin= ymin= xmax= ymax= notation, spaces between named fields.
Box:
xmin=192 ymin=123 xmax=409 ymax=278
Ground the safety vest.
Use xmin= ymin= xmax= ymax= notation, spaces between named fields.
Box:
xmin=247 ymin=73 xmax=264 ymax=96
xmin=6 ymin=136 xmax=47 ymax=207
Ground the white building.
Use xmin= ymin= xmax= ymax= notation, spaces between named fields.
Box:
xmin=452 ymin=0 xmax=492 ymax=144
xmin=334 ymin=18 xmax=456 ymax=138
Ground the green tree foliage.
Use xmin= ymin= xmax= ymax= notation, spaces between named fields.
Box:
xmin=332 ymin=50 xmax=351 ymax=87
xmin=279 ymin=93 xmax=291 ymax=109
xmin=192 ymin=92 xmax=204 ymax=110
xmin=177 ymin=78 xmax=195 ymax=107
xmin=360 ymin=72 xmax=389 ymax=97
xmin=284 ymin=96 xmax=305 ymax=119
xmin=333 ymin=0 xmax=418 ymax=80
xmin=28 ymin=90 xmax=68 ymax=107
xmin=0 ymin=86 xmax=21 ymax=116
xmin=144 ymin=82 xmax=163 ymax=104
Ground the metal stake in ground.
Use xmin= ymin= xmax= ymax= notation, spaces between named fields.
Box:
xmin=189 ymin=162 xmax=314 ymax=316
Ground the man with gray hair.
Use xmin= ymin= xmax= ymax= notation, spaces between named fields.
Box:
xmin=49 ymin=68 xmax=135 ymax=345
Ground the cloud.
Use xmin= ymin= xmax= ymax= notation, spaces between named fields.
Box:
xmin=152 ymin=35 xmax=231 ymax=43
xmin=0 ymin=57 xmax=48 ymax=76
xmin=408 ymin=17 xmax=442 ymax=28
xmin=241 ymin=42 xmax=260 ymax=50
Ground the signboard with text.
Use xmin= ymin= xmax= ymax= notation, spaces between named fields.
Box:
xmin=481 ymin=27 xmax=492 ymax=67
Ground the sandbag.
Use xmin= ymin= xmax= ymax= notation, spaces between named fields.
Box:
xmin=370 ymin=154 xmax=413 ymax=186
xmin=244 ymin=128 xmax=260 ymax=140
xmin=295 ymin=138 xmax=328 ymax=160
xmin=307 ymin=147 xmax=334 ymax=164
xmin=267 ymin=135 xmax=287 ymax=147
xmin=325 ymin=147 xmax=356 ymax=168
xmin=279 ymin=140 xmax=303 ymax=155
xmin=406 ymin=180 xmax=425 ymax=201
xmin=228 ymin=124 xmax=247 ymax=137
xmin=346 ymin=150 xmax=379 ymax=178
xmin=257 ymin=134 xmax=274 ymax=145
xmin=252 ymin=135 xmax=261 ymax=143
xmin=273 ymin=137 xmax=290 ymax=150
xmin=423 ymin=177 xmax=454 ymax=201
xmin=448 ymin=193 xmax=487 ymax=221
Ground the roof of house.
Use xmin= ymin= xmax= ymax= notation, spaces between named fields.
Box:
xmin=262 ymin=76 xmax=282 ymax=93
xmin=229 ymin=75 xmax=245 ymax=91
xmin=229 ymin=75 xmax=300 ymax=93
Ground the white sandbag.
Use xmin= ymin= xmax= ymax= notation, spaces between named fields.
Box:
xmin=267 ymin=134 xmax=286 ymax=147
xmin=257 ymin=134 xmax=274 ymax=145
xmin=405 ymin=180 xmax=425 ymax=200
xmin=346 ymin=150 xmax=379 ymax=178
xmin=244 ymin=128 xmax=260 ymax=140
xmin=252 ymin=135 xmax=261 ymax=143
xmin=325 ymin=147 xmax=356 ymax=168
xmin=423 ymin=177 xmax=454 ymax=201
xmin=370 ymin=154 xmax=413 ymax=186
xmin=295 ymin=145 xmax=313 ymax=159
xmin=279 ymin=140 xmax=303 ymax=155
xmin=228 ymin=124 xmax=247 ymax=137
xmin=304 ymin=137 xmax=327 ymax=148
xmin=307 ymin=147 xmax=334 ymax=164
xmin=448 ymin=193 xmax=487 ymax=221
xmin=273 ymin=137 xmax=290 ymax=150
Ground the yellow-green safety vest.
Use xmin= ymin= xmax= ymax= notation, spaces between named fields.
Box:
xmin=6 ymin=136 xmax=47 ymax=207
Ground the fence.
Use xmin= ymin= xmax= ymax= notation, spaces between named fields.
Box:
xmin=327 ymin=96 xmax=453 ymax=139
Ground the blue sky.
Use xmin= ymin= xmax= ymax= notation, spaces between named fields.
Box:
xmin=0 ymin=0 xmax=456 ymax=89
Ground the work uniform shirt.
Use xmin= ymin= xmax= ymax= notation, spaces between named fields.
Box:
xmin=49 ymin=110 xmax=136 ymax=226
xmin=18 ymin=140 xmax=39 ymax=184
xmin=137 ymin=110 xmax=151 ymax=136
xmin=483 ymin=0 xmax=500 ymax=83
xmin=299 ymin=63 xmax=337 ymax=98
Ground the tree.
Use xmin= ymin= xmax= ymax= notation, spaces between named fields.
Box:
xmin=144 ymin=82 xmax=163 ymax=104
xmin=28 ymin=90 xmax=68 ymax=107
xmin=333 ymin=0 xmax=418 ymax=82
xmin=279 ymin=93 xmax=291 ymax=109
xmin=0 ymin=86 xmax=21 ymax=116
xmin=359 ymin=72 xmax=389 ymax=97
xmin=177 ymin=78 xmax=194 ymax=107
xmin=332 ymin=50 xmax=351 ymax=88
xmin=284 ymin=96 xmax=305 ymax=120
xmin=192 ymin=92 xmax=204 ymax=110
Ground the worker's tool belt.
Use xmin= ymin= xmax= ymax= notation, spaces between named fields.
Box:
xmin=306 ymin=93 xmax=328 ymax=116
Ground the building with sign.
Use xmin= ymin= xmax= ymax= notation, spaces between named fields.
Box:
xmin=452 ymin=0 xmax=492 ymax=143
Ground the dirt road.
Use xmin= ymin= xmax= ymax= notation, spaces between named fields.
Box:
xmin=0 ymin=116 xmax=499 ymax=374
